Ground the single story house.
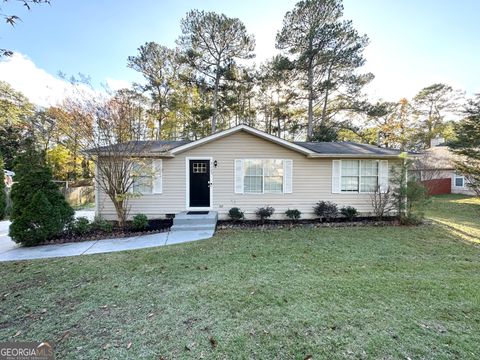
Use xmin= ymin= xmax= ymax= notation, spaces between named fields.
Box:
xmin=411 ymin=137 xmax=475 ymax=196
xmin=95 ymin=125 xmax=405 ymax=220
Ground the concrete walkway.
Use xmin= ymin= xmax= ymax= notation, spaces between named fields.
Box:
xmin=0 ymin=210 xmax=215 ymax=262
xmin=0 ymin=229 xmax=214 ymax=262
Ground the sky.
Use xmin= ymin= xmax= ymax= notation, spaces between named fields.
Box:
xmin=0 ymin=0 xmax=479 ymax=106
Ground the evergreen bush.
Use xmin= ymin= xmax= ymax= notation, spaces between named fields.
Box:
xmin=132 ymin=213 xmax=149 ymax=231
xmin=9 ymin=147 xmax=74 ymax=246
xmin=71 ymin=217 xmax=91 ymax=236
xmin=285 ymin=209 xmax=301 ymax=221
xmin=313 ymin=201 xmax=338 ymax=221
xmin=91 ymin=216 xmax=113 ymax=233
xmin=255 ymin=206 xmax=275 ymax=223
xmin=228 ymin=207 xmax=244 ymax=221
xmin=340 ymin=206 xmax=358 ymax=221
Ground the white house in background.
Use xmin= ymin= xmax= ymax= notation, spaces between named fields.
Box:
xmin=94 ymin=125 xmax=405 ymax=220
xmin=412 ymin=137 xmax=475 ymax=196
xmin=3 ymin=169 xmax=14 ymax=188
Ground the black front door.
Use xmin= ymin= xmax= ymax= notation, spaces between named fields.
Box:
xmin=189 ymin=159 xmax=210 ymax=207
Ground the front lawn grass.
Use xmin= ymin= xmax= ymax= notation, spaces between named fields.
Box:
xmin=426 ymin=194 xmax=480 ymax=243
xmin=0 ymin=196 xmax=479 ymax=359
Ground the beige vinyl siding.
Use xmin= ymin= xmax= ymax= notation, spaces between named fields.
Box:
xmin=97 ymin=131 xmax=401 ymax=220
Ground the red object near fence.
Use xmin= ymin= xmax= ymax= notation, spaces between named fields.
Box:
xmin=422 ymin=178 xmax=451 ymax=195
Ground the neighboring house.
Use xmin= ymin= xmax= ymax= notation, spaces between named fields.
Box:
xmin=3 ymin=169 xmax=14 ymax=188
xmin=412 ymin=137 xmax=475 ymax=196
xmin=95 ymin=125 xmax=405 ymax=220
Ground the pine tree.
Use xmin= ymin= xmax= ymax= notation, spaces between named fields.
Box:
xmin=9 ymin=146 xmax=74 ymax=246
xmin=451 ymin=95 xmax=480 ymax=195
xmin=276 ymin=0 xmax=371 ymax=140
xmin=179 ymin=10 xmax=255 ymax=133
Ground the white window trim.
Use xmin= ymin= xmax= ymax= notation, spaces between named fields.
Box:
xmin=185 ymin=156 xmax=213 ymax=211
xmin=339 ymin=159 xmax=381 ymax=194
xmin=242 ymin=159 xmax=286 ymax=195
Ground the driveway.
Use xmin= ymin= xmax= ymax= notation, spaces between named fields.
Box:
xmin=0 ymin=210 xmax=214 ymax=262
xmin=0 ymin=219 xmax=13 ymax=253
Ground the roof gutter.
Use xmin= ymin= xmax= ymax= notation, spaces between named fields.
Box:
xmin=82 ymin=151 xmax=175 ymax=158
xmin=306 ymin=153 xmax=404 ymax=159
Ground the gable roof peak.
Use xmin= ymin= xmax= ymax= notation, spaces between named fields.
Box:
xmin=170 ymin=124 xmax=315 ymax=155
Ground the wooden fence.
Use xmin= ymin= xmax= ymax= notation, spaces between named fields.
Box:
xmin=61 ymin=186 xmax=95 ymax=207
xmin=422 ymin=178 xmax=451 ymax=195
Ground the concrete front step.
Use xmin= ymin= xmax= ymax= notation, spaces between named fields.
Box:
xmin=171 ymin=224 xmax=216 ymax=232
xmin=171 ymin=211 xmax=218 ymax=233
xmin=173 ymin=218 xmax=217 ymax=226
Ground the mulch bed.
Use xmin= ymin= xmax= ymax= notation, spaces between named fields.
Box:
xmin=217 ymin=216 xmax=400 ymax=230
xmin=35 ymin=217 xmax=401 ymax=246
xmin=38 ymin=219 xmax=172 ymax=246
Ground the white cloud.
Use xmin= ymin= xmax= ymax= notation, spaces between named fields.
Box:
xmin=0 ymin=53 xmax=132 ymax=107
xmin=105 ymin=78 xmax=132 ymax=91
xmin=0 ymin=53 xmax=74 ymax=107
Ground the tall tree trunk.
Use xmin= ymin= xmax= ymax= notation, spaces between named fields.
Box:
xmin=307 ymin=58 xmax=314 ymax=141
xmin=212 ymin=64 xmax=221 ymax=134
xmin=157 ymin=118 xmax=162 ymax=140
xmin=72 ymin=136 xmax=78 ymax=181
xmin=321 ymin=64 xmax=333 ymax=125
xmin=276 ymin=93 xmax=281 ymax=138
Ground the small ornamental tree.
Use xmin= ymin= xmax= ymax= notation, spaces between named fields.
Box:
xmin=0 ymin=156 xmax=6 ymax=220
xmin=370 ymin=185 xmax=395 ymax=220
xmin=9 ymin=146 xmax=74 ymax=246
xmin=391 ymin=154 xmax=430 ymax=224
xmin=61 ymin=84 xmax=153 ymax=229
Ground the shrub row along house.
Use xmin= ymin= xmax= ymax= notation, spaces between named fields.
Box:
xmin=94 ymin=125 xmax=404 ymax=220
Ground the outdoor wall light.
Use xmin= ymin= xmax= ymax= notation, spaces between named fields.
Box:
xmin=214 ymin=160 xmax=218 ymax=167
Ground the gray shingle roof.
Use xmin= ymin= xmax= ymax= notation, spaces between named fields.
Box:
xmin=295 ymin=141 xmax=404 ymax=156
xmin=413 ymin=146 xmax=463 ymax=170
xmin=87 ymin=136 xmax=404 ymax=157
xmin=87 ymin=140 xmax=189 ymax=154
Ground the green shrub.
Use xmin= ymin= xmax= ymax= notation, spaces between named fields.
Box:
xmin=403 ymin=180 xmax=430 ymax=225
xmin=91 ymin=216 xmax=113 ymax=233
xmin=255 ymin=206 xmax=274 ymax=223
xmin=228 ymin=207 xmax=244 ymax=221
xmin=71 ymin=217 xmax=91 ymax=236
xmin=314 ymin=201 xmax=338 ymax=221
xmin=132 ymin=213 xmax=149 ymax=231
xmin=391 ymin=158 xmax=430 ymax=224
xmin=9 ymin=147 xmax=74 ymax=246
xmin=340 ymin=206 xmax=358 ymax=221
xmin=285 ymin=209 xmax=301 ymax=221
